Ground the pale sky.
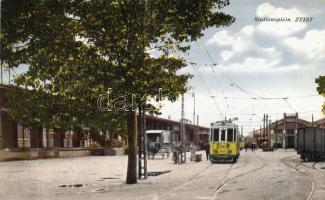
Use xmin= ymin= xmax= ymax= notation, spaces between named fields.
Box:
xmin=159 ymin=0 xmax=325 ymax=135
xmin=3 ymin=0 xmax=325 ymax=135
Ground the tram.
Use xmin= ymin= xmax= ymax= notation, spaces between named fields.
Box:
xmin=210 ymin=119 xmax=240 ymax=163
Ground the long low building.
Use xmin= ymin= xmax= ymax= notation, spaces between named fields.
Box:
xmin=0 ymin=84 xmax=209 ymax=160
xmin=247 ymin=113 xmax=325 ymax=148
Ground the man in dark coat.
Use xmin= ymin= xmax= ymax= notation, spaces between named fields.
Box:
xmin=205 ymin=142 xmax=210 ymax=160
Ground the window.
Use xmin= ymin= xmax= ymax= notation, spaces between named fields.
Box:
xmin=213 ymin=129 xmax=219 ymax=141
xmin=234 ymin=129 xmax=238 ymax=142
xmin=221 ymin=130 xmax=226 ymax=141
xmin=227 ymin=129 xmax=233 ymax=142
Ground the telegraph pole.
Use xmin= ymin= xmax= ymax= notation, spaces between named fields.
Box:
xmin=266 ymin=114 xmax=269 ymax=147
xmin=259 ymin=125 xmax=262 ymax=147
xmin=192 ymin=89 xmax=196 ymax=145
xmin=192 ymin=88 xmax=195 ymax=126
xmin=180 ymin=94 xmax=186 ymax=163
xmin=275 ymin=119 xmax=278 ymax=149
xmin=241 ymin=125 xmax=243 ymax=137
xmin=263 ymin=114 xmax=266 ymax=142
xmin=253 ymin=128 xmax=255 ymax=144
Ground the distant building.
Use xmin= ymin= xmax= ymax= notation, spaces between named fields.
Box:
xmin=249 ymin=113 xmax=311 ymax=148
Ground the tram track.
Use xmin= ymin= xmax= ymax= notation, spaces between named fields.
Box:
xmin=292 ymin=159 xmax=324 ymax=175
xmin=158 ymin=151 xmax=266 ymax=200
xmin=158 ymin=162 xmax=214 ymax=200
xmin=209 ymin=152 xmax=267 ymax=200
xmin=282 ymin=157 xmax=316 ymax=200
xmin=158 ymin=152 xmax=250 ymax=200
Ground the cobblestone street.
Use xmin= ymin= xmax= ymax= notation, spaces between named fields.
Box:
xmin=1 ymin=150 xmax=324 ymax=200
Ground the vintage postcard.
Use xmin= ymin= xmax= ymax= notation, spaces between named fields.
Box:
xmin=0 ymin=0 xmax=325 ymax=199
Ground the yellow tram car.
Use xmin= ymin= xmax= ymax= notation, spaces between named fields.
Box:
xmin=210 ymin=120 xmax=240 ymax=163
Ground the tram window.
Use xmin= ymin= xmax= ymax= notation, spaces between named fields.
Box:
xmin=221 ymin=130 xmax=226 ymax=141
xmin=227 ymin=129 xmax=233 ymax=142
xmin=234 ymin=129 xmax=237 ymax=142
xmin=213 ymin=129 xmax=219 ymax=141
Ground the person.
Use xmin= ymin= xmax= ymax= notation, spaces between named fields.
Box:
xmin=245 ymin=143 xmax=248 ymax=152
xmin=205 ymin=142 xmax=210 ymax=160
xmin=251 ymin=143 xmax=254 ymax=152
xmin=148 ymin=142 xmax=158 ymax=159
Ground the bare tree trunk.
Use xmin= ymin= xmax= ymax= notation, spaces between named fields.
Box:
xmin=126 ymin=110 xmax=137 ymax=184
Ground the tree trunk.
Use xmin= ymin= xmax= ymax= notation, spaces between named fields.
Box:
xmin=126 ymin=110 xmax=137 ymax=184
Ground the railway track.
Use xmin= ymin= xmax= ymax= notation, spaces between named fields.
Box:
xmin=282 ymin=157 xmax=316 ymax=200
xmin=158 ymin=163 xmax=214 ymax=200
xmin=158 ymin=152 xmax=251 ymax=200
xmin=158 ymin=152 xmax=267 ymax=200
xmin=210 ymin=153 xmax=267 ymax=200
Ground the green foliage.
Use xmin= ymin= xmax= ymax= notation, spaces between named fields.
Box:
xmin=316 ymin=76 xmax=325 ymax=95
xmin=316 ymin=76 xmax=325 ymax=113
xmin=1 ymin=0 xmax=234 ymax=131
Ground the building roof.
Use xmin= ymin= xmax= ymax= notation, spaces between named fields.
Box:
xmin=145 ymin=114 xmax=209 ymax=130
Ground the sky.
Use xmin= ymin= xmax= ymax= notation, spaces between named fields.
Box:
xmin=2 ymin=0 xmax=325 ymax=135
xmin=158 ymin=0 xmax=325 ymax=135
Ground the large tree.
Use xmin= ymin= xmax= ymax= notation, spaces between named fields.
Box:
xmin=1 ymin=0 xmax=234 ymax=183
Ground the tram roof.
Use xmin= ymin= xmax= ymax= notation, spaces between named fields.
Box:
xmin=210 ymin=120 xmax=238 ymax=128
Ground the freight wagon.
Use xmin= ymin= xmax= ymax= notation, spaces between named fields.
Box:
xmin=297 ymin=127 xmax=325 ymax=161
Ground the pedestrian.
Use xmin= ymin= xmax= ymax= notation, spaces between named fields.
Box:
xmin=148 ymin=142 xmax=158 ymax=159
xmin=245 ymin=143 xmax=248 ymax=152
xmin=251 ymin=143 xmax=254 ymax=152
xmin=205 ymin=142 xmax=210 ymax=160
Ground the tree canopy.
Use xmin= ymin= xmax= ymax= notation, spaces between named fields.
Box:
xmin=1 ymin=0 xmax=235 ymax=183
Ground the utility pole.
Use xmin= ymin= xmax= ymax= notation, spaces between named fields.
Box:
xmin=312 ymin=114 xmax=314 ymax=127
xmin=192 ymin=89 xmax=196 ymax=146
xmin=192 ymin=88 xmax=195 ymax=126
xmin=266 ymin=114 xmax=269 ymax=147
xmin=263 ymin=113 xmax=265 ymax=140
xmin=259 ymin=125 xmax=262 ymax=147
xmin=252 ymin=127 xmax=255 ymax=138
xmin=275 ymin=119 xmax=278 ymax=149
xmin=180 ymin=94 xmax=186 ymax=163
xmin=197 ymin=114 xmax=199 ymax=148
xmin=138 ymin=108 xmax=147 ymax=179
xmin=241 ymin=125 xmax=243 ymax=138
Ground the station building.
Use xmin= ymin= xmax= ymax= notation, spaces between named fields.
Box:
xmin=0 ymin=84 xmax=209 ymax=160
xmin=250 ymin=113 xmax=312 ymax=148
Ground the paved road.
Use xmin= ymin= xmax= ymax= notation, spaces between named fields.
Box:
xmin=0 ymin=150 xmax=324 ymax=200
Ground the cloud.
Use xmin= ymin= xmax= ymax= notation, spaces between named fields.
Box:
xmin=284 ymin=29 xmax=325 ymax=61
xmin=206 ymin=2 xmax=324 ymax=73
xmin=256 ymin=2 xmax=307 ymax=36
xmin=207 ymin=30 xmax=235 ymax=46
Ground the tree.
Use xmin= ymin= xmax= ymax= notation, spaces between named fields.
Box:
xmin=316 ymin=76 xmax=325 ymax=113
xmin=1 ymin=0 xmax=234 ymax=184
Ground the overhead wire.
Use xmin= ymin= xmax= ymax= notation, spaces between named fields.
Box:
xmin=187 ymin=57 xmax=224 ymax=118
